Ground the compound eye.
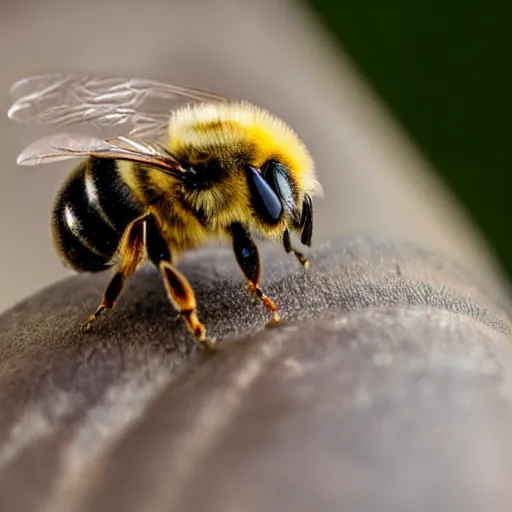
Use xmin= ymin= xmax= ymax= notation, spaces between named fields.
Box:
xmin=245 ymin=165 xmax=283 ymax=225
xmin=261 ymin=160 xmax=297 ymax=220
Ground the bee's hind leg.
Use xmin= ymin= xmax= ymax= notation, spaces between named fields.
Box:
xmin=230 ymin=222 xmax=280 ymax=328
xmin=145 ymin=214 xmax=213 ymax=349
xmin=86 ymin=215 xmax=148 ymax=329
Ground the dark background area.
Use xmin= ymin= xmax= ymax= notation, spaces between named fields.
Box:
xmin=306 ymin=0 xmax=508 ymax=276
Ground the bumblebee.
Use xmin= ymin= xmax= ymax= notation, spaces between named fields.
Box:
xmin=7 ymin=74 xmax=322 ymax=348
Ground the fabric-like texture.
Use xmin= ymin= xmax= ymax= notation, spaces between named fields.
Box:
xmin=0 ymin=237 xmax=511 ymax=511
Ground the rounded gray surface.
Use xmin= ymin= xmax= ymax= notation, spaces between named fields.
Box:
xmin=0 ymin=237 xmax=511 ymax=512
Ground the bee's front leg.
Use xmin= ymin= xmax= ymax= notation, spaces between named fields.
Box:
xmin=283 ymin=229 xmax=310 ymax=270
xmin=230 ymin=222 xmax=280 ymax=327
xmin=145 ymin=214 xmax=213 ymax=349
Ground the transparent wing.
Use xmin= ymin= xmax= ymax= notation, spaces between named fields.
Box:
xmin=17 ymin=132 xmax=185 ymax=179
xmin=8 ymin=74 xmax=230 ymax=141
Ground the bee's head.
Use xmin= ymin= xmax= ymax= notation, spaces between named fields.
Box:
xmin=167 ymin=101 xmax=320 ymax=233
xmin=178 ymin=152 xmax=298 ymax=231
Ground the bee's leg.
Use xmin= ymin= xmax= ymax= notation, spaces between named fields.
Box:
xmin=86 ymin=215 xmax=147 ymax=328
xmin=145 ymin=214 xmax=212 ymax=349
xmin=299 ymin=193 xmax=313 ymax=247
xmin=283 ymin=229 xmax=310 ymax=270
xmin=230 ymin=222 xmax=280 ymax=327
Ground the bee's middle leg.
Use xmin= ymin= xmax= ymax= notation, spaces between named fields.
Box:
xmin=145 ymin=215 xmax=213 ymax=348
xmin=230 ymin=222 xmax=280 ymax=327
xmin=86 ymin=214 xmax=148 ymax=328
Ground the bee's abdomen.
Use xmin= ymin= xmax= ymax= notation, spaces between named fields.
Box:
xmin=51 ymin=158 xmax=144 ymax=272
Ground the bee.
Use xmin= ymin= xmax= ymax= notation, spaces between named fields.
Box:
xmin=7 ymin=74 xmax=322 ymax=348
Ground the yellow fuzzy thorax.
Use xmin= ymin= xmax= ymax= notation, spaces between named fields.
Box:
xmin=166 ymin=101 xmax=321 ymax=196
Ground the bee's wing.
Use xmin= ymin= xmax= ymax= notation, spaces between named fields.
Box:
xmin=17 ymin=132 xmax=185 ymax=179
xmin=8 ymin=74 xmax=230 ymax=141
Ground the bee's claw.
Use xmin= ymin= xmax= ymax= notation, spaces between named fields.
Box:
xmin=265 ymin=311 xmax=281 ymax=328
xmin=200 ymin=336 xmax=218 ymax=351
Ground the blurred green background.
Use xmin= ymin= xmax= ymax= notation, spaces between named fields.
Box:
xmin=305 ymin=1 xmax=507 ymax=277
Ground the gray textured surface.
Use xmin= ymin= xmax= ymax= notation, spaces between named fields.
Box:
xmin=0 ymin=237 xmax=511 ymax=511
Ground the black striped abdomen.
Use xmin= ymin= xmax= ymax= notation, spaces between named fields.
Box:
xmin=51 ymin=157 xmax=144 ymax=272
